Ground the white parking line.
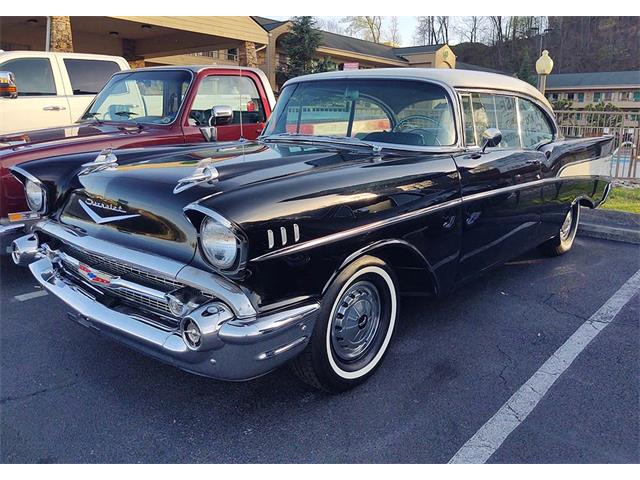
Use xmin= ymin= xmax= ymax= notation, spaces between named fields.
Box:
xmin=14 ymin=290 xmax=48 ymax=302
xmin=449 ymin=268 xmax=640 ymax=464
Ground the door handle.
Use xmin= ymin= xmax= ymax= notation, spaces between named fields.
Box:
xmin=43 ymin=106 xmax=67 ymax=111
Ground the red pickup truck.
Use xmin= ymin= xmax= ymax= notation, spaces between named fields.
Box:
xmin=0 ymin=65 xmax=275 ymax=252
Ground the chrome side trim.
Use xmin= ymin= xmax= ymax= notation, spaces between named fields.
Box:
xmin=251 ymin=198 xmax=462 ymax=262
xmin=35 ymin=221 xmax=257 ymax=318
xmin=251 ymin=174 xmax=609 ymax=263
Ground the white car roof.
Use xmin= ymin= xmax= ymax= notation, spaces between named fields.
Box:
xmin=284 ymin=68 xmax=552 ymax=110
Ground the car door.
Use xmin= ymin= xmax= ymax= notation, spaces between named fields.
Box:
xmin=453 ymin=92 xmax=545 ymax=281
xmin=59 ymin=56 xmax=123 ymax=123
xmin=182 ymin=72 xmax=268 ymax=143
xmin=0 ymin=56 xmax=71 ymax=134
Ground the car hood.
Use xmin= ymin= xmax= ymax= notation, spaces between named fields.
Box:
xmin=0 ymin=122 xmax=155 ymax=155
xmin=57 ymin=141 xmax=378 ymax=264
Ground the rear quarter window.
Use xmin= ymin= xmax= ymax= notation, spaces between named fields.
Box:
xmin=63 ymin=59 xmax=121 ymax=95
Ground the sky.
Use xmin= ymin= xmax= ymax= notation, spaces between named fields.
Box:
xmin=270 ymin=16 xmax=466 ymax=47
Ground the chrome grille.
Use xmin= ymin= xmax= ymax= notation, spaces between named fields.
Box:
xmin=57 ymin=246 xmax=214 ymax=322
xmin=62 ymin=245 xmax=182 ymax=291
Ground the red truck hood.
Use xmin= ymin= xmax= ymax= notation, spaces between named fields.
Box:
xmin=0 ymin=122 xmax=152 ymax=154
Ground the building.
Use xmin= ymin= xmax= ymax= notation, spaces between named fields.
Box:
xmin=546 ymin=71 xmax=640 ymax=113
xmin=1 ymin=16 xmax=464 ymax=91
xmin=0 ymin=16 xmax=268 ymax=69
xmin=251 ymin=17 xmax=457 ymax=89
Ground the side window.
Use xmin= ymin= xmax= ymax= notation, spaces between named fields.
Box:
xmin=461 ymin=94 xmax=476 ymax=146
xmin=519 ymin=98 xmax=554 ymax=148
xmin=63 ymin=59 xmax=120 ymax=95
xmin=190 ymin=76 xmax=265 ymax=126
xmin=286 ymin=90 xmax=350 ymax=136
xmin=0 ymin=58 xmax=56 ymax=96
xmin=470 ymin=93 xmax=520 ymax=148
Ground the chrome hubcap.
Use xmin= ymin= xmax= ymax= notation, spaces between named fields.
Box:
xmin=560 ymin=209 xmax=573 ymax=241
xmin=331 ymin=280 xmax=381 ymax=361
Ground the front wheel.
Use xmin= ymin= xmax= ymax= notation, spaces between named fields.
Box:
xmin=539 ymin=202 xmax=580 ymax=256
xmin=291 ymin=255 xmax=398 ymax=392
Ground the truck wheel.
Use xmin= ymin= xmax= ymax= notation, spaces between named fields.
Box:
xmin=291 ymin=255 xmax=398 ymax=392
xmin=539 ymin=203 xmax=580 ymax=256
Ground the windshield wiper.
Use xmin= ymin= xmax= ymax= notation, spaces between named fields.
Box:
xmin=81 ymin=112 xmax=103 ymax=125
xmin=114 ymin=111 xmax=139 ymax=118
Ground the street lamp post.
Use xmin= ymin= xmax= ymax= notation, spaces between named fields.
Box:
xmin=535 ymin=49 xmax=554 ymax=95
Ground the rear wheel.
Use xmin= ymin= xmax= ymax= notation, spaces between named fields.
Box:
xmin=539 ymin=202 xmax=580 ymax=256
xmin=291 ymin=255 xmax=398 ymax=392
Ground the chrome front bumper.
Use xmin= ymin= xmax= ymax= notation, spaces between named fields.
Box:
xmin=0 ymin=222 xmax=25 ymax=254
xmin=15 ymin=224 xmax=319 ymax=381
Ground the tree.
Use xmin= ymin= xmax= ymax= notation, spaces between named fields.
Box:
xmin=281 ymin=16 xmax=322 ymax=81
xmin=435 ymin=16 xmax=449 ymax=43
xmin=314 ymin=17 xmax=345 ymax=35
xmin=516 ymin=48 xmax=536 ymax=86
xmin=342 ymin=16 xmax=383 ymax=43
xmin=385 ymin=16 xmax=402 ymax=46
xmin=455 ymin=16 xmax=486 ymax=43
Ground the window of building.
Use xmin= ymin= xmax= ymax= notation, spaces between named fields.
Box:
xmin=567 ymin=92 xmax=575 ymax=101
xmin=634 ymin=91 xmax=640 ymax=102
xmin=603 ymin=91 xmax=613 ymax=102
xmin=577 ymin=92 xmax=585 ymax=102
xmin=63 ymin=59 xmax=121 ymax=95
xmin=594 ymin=92 xmax=602 ymax=102
xmin=190 ymin=75 xmax=265 ymax=126
xmin=0 ymin=57 xmax=56 ymax=96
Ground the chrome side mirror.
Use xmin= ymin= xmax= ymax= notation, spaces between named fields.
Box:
xmin=481 ymin=128 xmax=502 ymax=153
xmin=0 ymin=71 xmax=18 ymax=98
xmin=209 ymin=105 xmax=233 ymax=127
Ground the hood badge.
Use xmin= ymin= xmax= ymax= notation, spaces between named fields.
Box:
xmin=173 ymin=164 xmax=219 ymax=194
xmin=79 ymin=199 xmax=139 ymax=224
xmin=79 ymin=148 xmax=118 ymax=175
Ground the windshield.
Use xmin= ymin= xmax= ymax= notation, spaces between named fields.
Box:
xmin=80 ymin=70 xmax=192 ymax=125
xmin=264 ymin=79 xmax=456 ymax=147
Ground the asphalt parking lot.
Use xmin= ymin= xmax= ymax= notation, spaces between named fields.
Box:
xmin=1 ymin=236 xmax=638 ymax=463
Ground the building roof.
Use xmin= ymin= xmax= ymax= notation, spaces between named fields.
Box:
xmin=546 ymin=70 xmax=640 ymax=89
xmin=252 ymin=16 xmax=287 ymax=32
xmin=284 ymin=68 xmax=552 ymax=109
xmin=456 ymin=62 xmax=505 ymax=74
xmin=393 ymin=44 xmax=446 ymax=56
xmin=252 ymin=17 xmax=444 ymax=63
xmin=318 ymin=30 xmax=406 ymax=61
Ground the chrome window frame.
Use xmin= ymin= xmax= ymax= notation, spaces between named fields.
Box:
xmin=263 ymin=75 xmax=466 ymax=154
xmin=455 ymin=87 xmax=559 ymax=151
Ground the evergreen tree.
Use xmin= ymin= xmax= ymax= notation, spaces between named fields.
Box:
xmin=281 ymin=17 xmax=322 ymax=81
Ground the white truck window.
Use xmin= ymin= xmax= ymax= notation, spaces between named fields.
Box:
xmin=63 ymin=59 xmax=121 ymax=95
xmin=0 ymin=58 xmax=56 ymax=96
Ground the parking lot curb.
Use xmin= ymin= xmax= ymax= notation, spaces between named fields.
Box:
xmin=578 ymin=208 xmax=640 ymax=245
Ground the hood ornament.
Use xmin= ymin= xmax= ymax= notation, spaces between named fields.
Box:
xmin=173 ymin=164 xmax=219 ymax=194
xmin=79 ymin=148 xmax=118 ymax=175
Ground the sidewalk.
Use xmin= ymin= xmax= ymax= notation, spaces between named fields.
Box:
xmin=578 ymin=207 xmax=640 ymax=244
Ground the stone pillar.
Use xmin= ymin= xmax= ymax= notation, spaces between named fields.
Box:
xmin=49 ymin=16 xmax=74 ymax=52
xmin=238 ymin=42 xmax=258 ymax=68
xmin=122 ymin=39 xmax=145 ymax=69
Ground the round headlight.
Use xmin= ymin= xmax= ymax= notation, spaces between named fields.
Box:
xmin=25 ymin=180 xmax=45 ymax=213
xmin=200 ymin=216 xmax=238 ymax=270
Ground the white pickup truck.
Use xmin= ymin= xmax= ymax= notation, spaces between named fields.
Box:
xmin=0 ymin=51 xmax=130 ymax=134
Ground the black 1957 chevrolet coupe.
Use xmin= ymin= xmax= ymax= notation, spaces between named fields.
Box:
xmin=10 ymin=69 xmax=612 ymax=392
